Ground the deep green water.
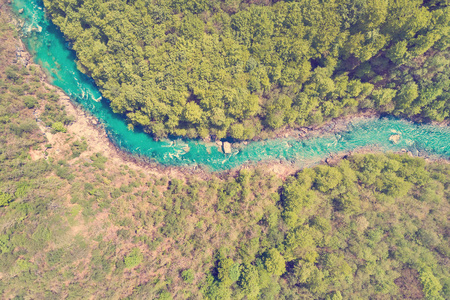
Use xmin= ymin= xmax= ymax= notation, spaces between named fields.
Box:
xmin=10 ymin=0 xmax=450 ymax=171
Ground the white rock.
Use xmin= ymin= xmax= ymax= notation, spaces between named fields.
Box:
xmin=389 ymin=134 xmax=401 ymax=144
xmin=223 ymin=142 xmax=232 ymax=154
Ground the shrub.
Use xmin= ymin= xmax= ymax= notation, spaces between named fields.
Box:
xmin=47 ymin=248 xmax=66 ymax=265
xmin=52 ymin=122 xmax=67 ymax=133
xmin=23 ymin=96 xmax=38 ymax=109
xmin=124 ymin=248 xmax=143 ymax=268
xmin=0 ymin=235 xmax=11 ymax=254
xmin=5 ymin=66 xmax=19 ymax=82
xmin=10 ymin=121 xmax=37 ymax=137
xmin=181 ymin=269 xmax=195 ymax=283
xmin=0 ymin=192 xmax=13 ymax=207
xmin=71 ymin=140 xmax=88 ymax=157
xmin=157 ymin=291 xmax=172 ymax=300
xmin=91 ymin=153 xmax=108 ymax=170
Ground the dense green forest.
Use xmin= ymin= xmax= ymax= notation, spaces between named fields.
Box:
xmin=202 ymin=154 xmax=450 ymax=299
xmin=42 ymin=0 xmax=450 ymax=139
xmin=1 ymin=13 xmax=450 ymax=299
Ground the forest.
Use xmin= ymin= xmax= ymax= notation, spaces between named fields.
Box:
xmin=1 ymin=12 xmax=450 ymax=298
xmin=41 ymin=0 xmax=450 ymax=139
xmin=1 ymin=1 xmax=450 ymax=299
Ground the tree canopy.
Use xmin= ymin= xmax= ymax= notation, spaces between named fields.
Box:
xmin=43 ymin=0 xmax=450 ymax=139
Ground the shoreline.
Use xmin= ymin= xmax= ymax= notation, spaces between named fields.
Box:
xmin=16 ymin=38 xmax=450 ymax=176
xmin=5 ymin=4 xmax=449 ymax=177
xmin=54 ymin=84 xmax=450 ymax=177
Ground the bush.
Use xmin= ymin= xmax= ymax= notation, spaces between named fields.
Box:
xmin=157 ymin=291 xmax=172 ymax=300
xmin=124 ymin=248 xmax=143 ymax=268
xmin=56 ymin=166 xmax=74 ymax=180
xmin=91 ymin=153 xmax=108 ymax=170
xmin=71 ymin=140 xmax=88 ymax=157
xmin=52 ymin=122 xmax=67 ymax=133
xmin=0 ymin=192 xmax=13 ymax=207
xmin=47 ymin=248 xmax=66 ymax=265
xmin=5 ymin=66 xmax=19 ymax=82
xmin=0 ymin=235 xmax=11 ymax=254
xmin=10 ymin=121 xmax=37 ymax=137
xmin=181 ymin=269 xmax=195 ymax=283
xmin=23 ymin=96 xmax=38 ymax=109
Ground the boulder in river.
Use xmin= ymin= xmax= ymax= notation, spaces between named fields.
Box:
xmin=223 ymin=142 xmax=232 ymax=154
xmin=389 ymin=134 xmax=401 ymax=144
xmin=19 ymin=8 xmax=24 ymax=14
xmin=31 ymin=27 xmax=42 ymax=33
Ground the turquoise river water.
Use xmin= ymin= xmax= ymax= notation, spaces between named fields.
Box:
xmin=9 ymin=0 xmax=450 ymax=171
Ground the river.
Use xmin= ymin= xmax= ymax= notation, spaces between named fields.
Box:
xmin=10 ymin=0 xmax=450 ymax=171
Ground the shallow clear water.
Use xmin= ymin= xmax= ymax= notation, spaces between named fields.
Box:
xmin=10 ymin=0 xmax=450 ymax=171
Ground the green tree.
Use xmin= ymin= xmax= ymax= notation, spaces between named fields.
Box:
xmin=0 ymin=235 xmax=11 ymax=254
xmin=325 ymin=291 xmax=343 ymax=300
xmin=238 ymin=263 xmax=260 ymax=299
xmin=371 ymin=88 xmax=397 ymax=108
xmin=314 ymin=165 xmax=343 ymax=193
xmin=419 ymin=267 xmax=444 ymax=300
xmin=386 ymin=41 xmax=409 ymax=65
xmin=394 ymin=82 xmax=419 ymax=112
xmin=263 ymin=248 xmax=286 ymax=276
xmin=183 ymin=102 xmax=203 ymax=125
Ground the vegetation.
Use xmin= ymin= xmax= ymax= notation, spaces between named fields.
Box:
xmin=124 ymin=247 xmax=144 ymax=268
xmin=43 ymin=0 xmax=450 ymax=139
xmin=202 ymin=154 xmax=450 ymax=299
xmin=1 ymin=2 xmax=449 ymax=299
